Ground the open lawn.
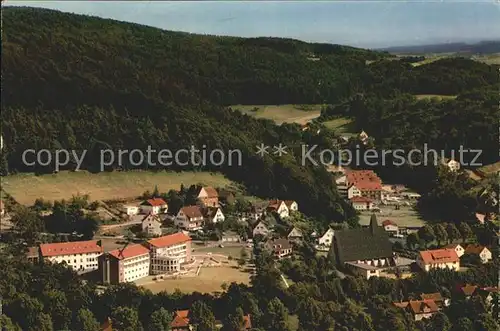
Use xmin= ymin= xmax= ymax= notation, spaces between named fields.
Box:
xmin=414 ymin=94 xmax=457 ymax=100
xmin=139 ymin=265 xmax=250 ymax=294
xmin=193 ymin=245 xmax=250 ymax=259
xmin=321 ymin=117 xmax=356 ymax=136
xmin=359 ymin=205 xmax=426 ymax=227
xmin=3 ymin=170 xmax=233 ymax=205
xmin=230 ymin=104 xmax=322 ymax=125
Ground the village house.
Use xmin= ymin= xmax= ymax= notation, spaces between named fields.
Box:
xmin=393 ymin=300 xmax=440 ymax=321
xmin=140 ymin=198 xmax=168 ymax=215
xmin=382 ymin=220 xmax=398 ymax=236
xmin=317 ymin=228 xmax=335 ymax=249
xmin=202 ymin=206 xmax=225 ymax=224
xmin=141 ymin=213 xmax=163 ymax=237
xmin=267 ymin=239 xmax=293 ymax=259
xmin=417 ymin=248 xmax=460 ymax=272
xmin=464 ymin=244 xmax=492 ymax=264
xmin=330 ymin=215 xmax=395 ymax=279
xmin=444 ymin=158 xmax=461 ymax=172
xmin=444 ymin=243 xmax=465 ymax=258
xmin=420 ymin=292 xmax=450 ymax=308
xmin=287 ymin=227 xmax=303 ymax=241
xmin=221 ymin=231 xmax=241 ymax=243
xmin=171 ymin=310 xmax=191 ymax=331
xmin=175 ymin=206 xmax=204 ymax=231
xmin=146 ymin=232 xmax=192 ymax=275
xmin=350 ymin=196 xmax=374 ymax=211
xmin=267 ymin=200 xmax=290 ymax=219
xmin=40 ymin=240 xmax=103 ymax=273
xmin=359 ymin=130 xmax=369 ymax=145
xmin=121 ymin=205 xmax=139 ymax=216
xmin=99 ymin=244 xmax=151 ymax=284
xmin=26 ymin=246 xmax=40 ymax=263
xmin=345 ymin=170 xmax=383 ymax=201
xmin=196 ymin=186 xmax=219 ymax=207
xmin=347 ymin=184 xmax=362 ymax=199
xmin=252 ymin=220 xmax=270 ymax=238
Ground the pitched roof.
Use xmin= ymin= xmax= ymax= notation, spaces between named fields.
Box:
xmin=179 ymin=205 xmax=203 ymax=219
xmin=171 ymin=310 xmax=190 ymax=328
xmin=382 ymin=220 xmax=397 ymax=227
xmin=40 ymin=240 xmax=103 ymax=257
xmin=148 ymin=232 xmax=191 ymax=248
xmin=350 ymin=196 xmax=373 ymax=203
xmin=330 ymin=215 xmax=393 ymax=264
xmin=267 ymin=199 xmax=284 ymax=210
xmin=465 ymin=244 xmax=488 ymax=255
xmin=420 ymin=292 xmax=444 ymax=302
xmin=346 ymin=170 xmax=382 ymax=191
xmin=141 ymin=213 xmax=162 ymax=224
xmin=268 ymin=238 xmax=292 ymax=250
xmin=284 ymin=200 xmax=297 ymax=208
xmin=202 ymin=207 xmax=221 ymax=218
xmin=419 ymin=249 xmax=459 ymax=265
xmin=108 ymin=244 xmax=150 ymax=260
xmin=408 ymin=300 xmax=439 ymax=315
xmin=460 ymin=285 xmax=478 ymax=296
xmin=199 ymin=186 xmax=218 ymax=198
xmin=243 ymin=315 xmax=252 ymax=329
xmin=142 ymin=198 xmax=167 ymax=207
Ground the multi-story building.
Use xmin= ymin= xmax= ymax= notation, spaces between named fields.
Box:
xmin=417 ymin=248 xmax=460 ymax=272
xmin=40 ymin=240 xmax=103 ymax=273
xmin=344 ymin=170 xmax=383 ymax=201
xmin=141 ymin=213 xmax=163 ymax=236
xmin=175 ymin=206 xmax=204 ymax=231
xmin=140 ymin=198 xmax=168 ymax=215
xmin=146 ymin=232 xmax=192 ymax=275
xmin=197 ymin=186 xmax=219 ymax=207
xmin=100 ymin=244 xmax=151 ymax=284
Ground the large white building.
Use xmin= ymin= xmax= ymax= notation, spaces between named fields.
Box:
xmin=140 ymin=198 xmax=168 ymax=215
xmin=146 ymin=232 xmax=192 ymax=275
xmin=40 ymin=240 xmax=103 ymax=273
xmin=100 ymin=244 xmax=151 ymax=284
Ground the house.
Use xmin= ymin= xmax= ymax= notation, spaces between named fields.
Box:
xmin=219 ymin=190 xmax=236 ymax=205
xmin=417 ymin=248 xmax=460 ymax=272
xmin=267 ymin=239 xmax=293 ymax=259
xmin=444 ymin=243 xmax=465 ymax=258
xmin=252 ymin=221 xmax=270 ymax=238
xmin=350 ymin=196 xmax=374 ymax=211
xmin=26 ymin=246 xmax=40 ymax=263
xmin=382 ymin=220 xmax=398 ymax=235
xmin=146 ymin=232 xmax=192 ymax=275
xmin=317 ymin=228 xmax=335 ymax=248
xmin=359 ymin=130 xmax=369 ymax=145
xmin=287 ymin=227 xmax=303 ymax=241
xmin=175 ymin=206 xmax=204 ymax=231
xmin=40 ymin=240 xmax=103 ymax=273
xmin=347 ymin=184 xmax=362 ymax=199
xmin=140 ymin=213 xmax=163 ymax=236
xmin=197 ymin=186 xmax=219 ymax=207
xmin=99 ymin=244 xmax=151 ymax=284
xmin=0 ymin=200 xmax=4 ymax=217
xmin=464 ymin=244 xmax=492 ymax=264
xmin=284 ymin=200 xmax=299 ymax=212
xmin=394 ymin=300 xmax=440 ymax=321
xmin=171 ymin=310 xmax=191 ymax=331
xmin=121 ymin=205 xmax=139 ymax=216
xmin=202 ymin=207 xmax=225 ymax=224
xmin=140 ymin=198 xmax=168 ymax=215
xmin=444 ymin=158 xmax=461 ymax=172
xmin=330 ymin=215 xmax=395 ymax=279
xmin=420 ymin=292 xmax=450 ymax=308
xmin=345 ymin=170 xmax=383 ymax=201
xmin=267 ymin=200 xmax=290 ymax=219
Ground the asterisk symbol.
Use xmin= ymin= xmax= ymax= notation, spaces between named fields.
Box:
xmin=273 ymin=144 xmax=288 ymax=156
xmin=255 ymin=143 xmax=270 ymax=157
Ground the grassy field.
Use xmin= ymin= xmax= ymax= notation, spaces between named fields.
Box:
xmin=2 ymin=170 xmax=233 ymax=205
xmin=139 ymin=265 xmax=250 ymax=294
xmin=414 ymin=94 xmax=457 ymax=100
xmin=193 ymin=245 xmax=250 ymax=259
xmin=470 ymin=53 xmax=500 ymax=65
xmin=230 ymin=104 xmax=322 ymax=125
xmin=359 ymin=205 xmax=426 ymax=227
xmin=322 ymin=117 xmax=357 ymax=136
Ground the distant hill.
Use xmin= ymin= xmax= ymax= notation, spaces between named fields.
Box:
xmin=380 ymin=40 xmax=500 ymax=55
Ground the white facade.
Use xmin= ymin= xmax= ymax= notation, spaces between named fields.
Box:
xmin=275 ymin=202 xmax=289 ymax=219
xmin=141 ymin=205 xmax=161 ymax=215
xmin=205 ymin=208 xmax=225 ymax=224
xmin=286 ymin=201 xmax=299 ymax=212
xmin=383 ymin=224 xmax=399 ymax=233
xmin=318 ymin=228 xmax=335 ymax=247
xmin=417 ymin=257 xmax=460 ymax=272
xmin=46 ymin=251 xmax=102 ymax=273
xmin=175 ymin=209 xmax=203 ymax=231
xmin=352 ymin=201 xmax=374 ymax=211
xmin=447 ymin=244 xmax=465 ymax=258
xmin=478 ymin=248 xmax=492 ymax=263
xmin=122 ymin=253 xmax=150 ymax=282
xmin=149 ymin=242 xmax=190 ymax=275
xmin=347 ymin=185 xmax=362 ymax=199
xmin=122 ymin=205 xmax=139 ymax=216
xmin=142 ymin=215 xmax=162 ymax=236
xmin=253 ymin=222 xmax=270 ymax=237
xmin=446 ymin=159 xmax=461 ymax=172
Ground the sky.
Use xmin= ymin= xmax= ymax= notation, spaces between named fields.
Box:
xmin=5 ymin=1 xmax=500 ymax=48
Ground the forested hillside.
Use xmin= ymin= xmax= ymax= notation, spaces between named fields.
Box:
xmin=1 ymin=7 xmax=498 ymax=223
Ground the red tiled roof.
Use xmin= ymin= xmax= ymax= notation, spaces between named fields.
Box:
xmin=267 ymin=199 xmax=283 ymax=210
xmin=108 ymin=244 xmax=150 ymax=260
xmin=408 ymin=300 xmax=439 ymax=314
xmin=142 ymin=198 xmax=167 ymax=207
xmin=419 ymin=249 xmax=459 ymax=265
xmin=346 ymin=170 xmax=382 ymax=191
xmin=461 ymin=285 xmax=478 ymax=296
xmin=350 ymin=196 xmax=373 ymax=203
xmin=180 ymin=205 xmax=203 ymax=219
xmin=420 ymin=292 xmax=444 ymax=302
xmin=171 ymin=310 xmax=190 ymax=328
xmin=198 ymin=186 xmax=218 ymax=198
xmin=382 ymin=220 xmax=397 ymax=227
xmin=243 ymin=315 xmax=252 ymax=329
xmin=465 ymin=244 xmax=488 ymax=255
xmin=148 ymin=232 xmax=191 ymax=248
xmin=40 ymin=240 xmax=103 ymax=257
